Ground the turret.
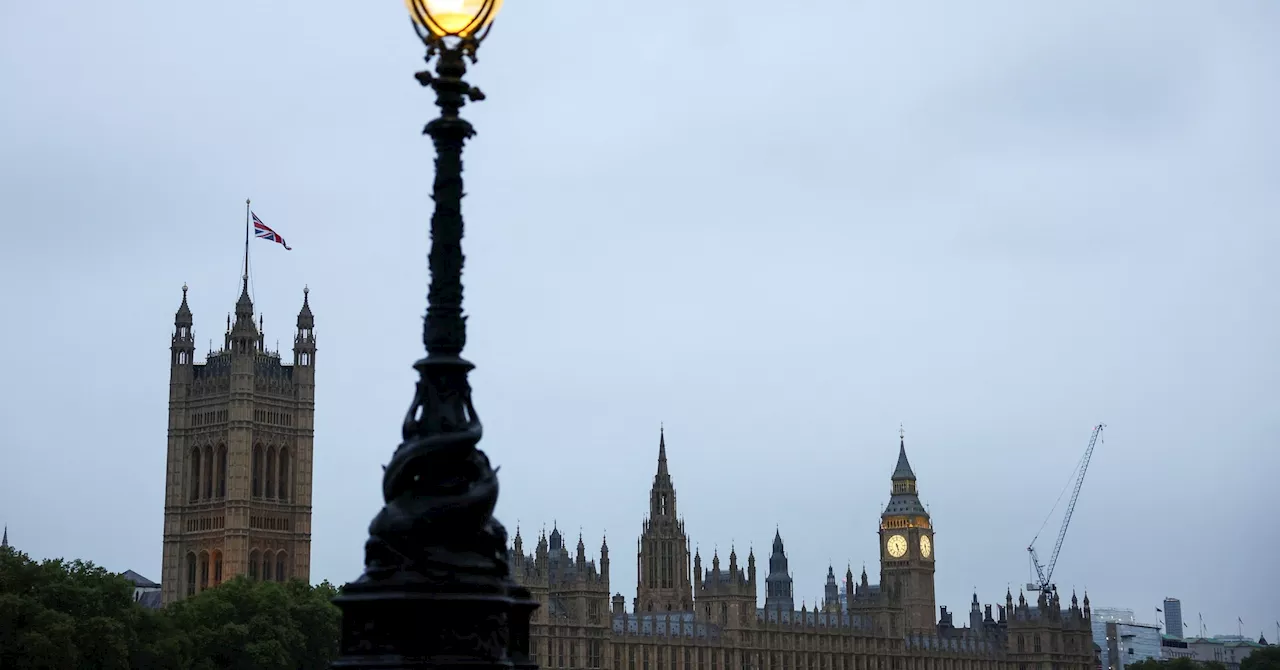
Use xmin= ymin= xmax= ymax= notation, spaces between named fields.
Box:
xmin=764 ymin=529 xmax=795 ymax=615
xmin=294 ymin=286 xmax=316 ymax=368
xmin=600 ymin=535 xmax=609 ymax=581
xmin=824 ymin=565 xmax=840 ymax=613
xmin=227 ymin=273 xmax=259 ymax=355
xmin=576 ymin=533 xmax=587 ymax=567
xmin=172 ymin=284 xmax=196 ymax=371
xmin=512 ymin=526 xmax=525 ymax=572
xmin=612 ymin=593 xmax=626 ymax=615
xmin=747 ymin=548 xmax=756 ymax=584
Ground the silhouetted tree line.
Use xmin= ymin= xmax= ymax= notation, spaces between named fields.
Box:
xmin=0 ymin=546 xmax=340 ymax=670
xmin=1128 ymin=651 xmax=1279 ymax=670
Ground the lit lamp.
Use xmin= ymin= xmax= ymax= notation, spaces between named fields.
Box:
xmin=332 ymin=1 xmax=536 ymax=668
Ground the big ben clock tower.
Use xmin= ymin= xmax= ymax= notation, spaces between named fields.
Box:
xmin=878 ymin=428 xmax=936 ymax=632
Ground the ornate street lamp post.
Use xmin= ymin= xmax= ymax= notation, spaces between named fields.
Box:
xmin=333 ymin=1 xmax=536 ymax=667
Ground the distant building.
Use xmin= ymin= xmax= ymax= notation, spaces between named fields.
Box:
xmin=1104 ymin=621 xmax=1161 ymax=670
xmin=1160 ymin=635 xmax=1192 ymax=660
xmin=1162 ymin=598 xmax=1183 ymax=639
xmin=1185 ymin=636 xmax=1267 ymax=670
xmin=1091 ymin=609 xmax=1135 ymax=670
xmin=160 ymin=277 xmax=317 ymax=605
xmin=121 ymin=570 xmax=163 ymax=609
xmin=510 ymin=430 xmax=1095 ymax=670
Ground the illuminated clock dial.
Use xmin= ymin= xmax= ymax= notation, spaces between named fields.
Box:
xmin=886 ymin=534 xmax=907 ymax=558
xmin=920 ymin=535 xmax=932 ymax=559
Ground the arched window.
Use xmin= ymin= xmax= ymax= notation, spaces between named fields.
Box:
xmin=198 ymin=551 xmax=210 ymax=591
xmin=275 ymin=551 xmax=287 ymax=582
xmin=248 ymin=550 xmax=260 ymax=580
xmin=262 ymin=553 xmax=273 ymax=582
xmin=216 ymin=445 xmax=228 ymax=498
xmin=1034 ymin=636 xmax=1042 ymax=653
xmin=202 ymin=446 xmax=214 ymax=499
xmin=277 ymin=447 xmax=290 ymax=501
xmin=252 ymin=444 xmax=264 ymax=497
xmin=1018 ymin=636 xmax=1025 ymax=653
xmin=212 ymin=550 xmax=223 ymax=586
xmin=188 ymin=448 xmax=201 ymax=502
xmin=265 ymin=446 xmax=277 ymax=499
xmin=186 ymin=553 xmax=197 ymax=596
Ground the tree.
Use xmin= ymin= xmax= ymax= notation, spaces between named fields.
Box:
xmin=0 ymin=546 xmax=184 ymax=669
xmin=1242 ymin=647 xmax=1280 ymax=670
xmin=0 ymin=546 xmax=340 ymax=670
xmin=166 ymin=576 xmax=340 ymax=670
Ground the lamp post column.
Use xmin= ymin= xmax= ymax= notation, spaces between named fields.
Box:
xmin=332 ymin=11 xmax=536 ymax=668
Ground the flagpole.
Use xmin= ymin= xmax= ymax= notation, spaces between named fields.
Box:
xmin=243 ymin=198 xmax=251 ymax=293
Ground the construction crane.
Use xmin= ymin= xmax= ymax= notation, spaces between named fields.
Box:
xmin=1025 ymin=423 xmax=1105 ymax=598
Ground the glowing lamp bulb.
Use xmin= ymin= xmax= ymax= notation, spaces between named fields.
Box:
xmin=407 ymin=0 xmax=503 ymax=38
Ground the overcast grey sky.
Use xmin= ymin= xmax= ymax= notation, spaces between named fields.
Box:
xmin=2 ymin=0 xmax=1277 ymax=638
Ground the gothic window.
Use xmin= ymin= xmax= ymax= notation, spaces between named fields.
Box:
xmin=277 ymin=447 xmax=290 ymax=501
xmin=265 ymin=446 xmax=277 ymax=498
xmin=1017 ymin=636 xmax=1025 ymax=653
xmin=559 ymin=641 xmax=567 ymax=668
xmin=186 ymin=553 xmax=197 ymax=596
xmin=249 ymin=550 xmax=260 ymax=580
xmin=189 ymin=447 xmax=201 ymax=502
xmin=685 ymin=649 xmax=692 ymax=670
xmin=216 ymin=445 xmax=228 ymax=498
xmin=252 ymin=444 xmax=264 ymax=497
xmin=721 ymin=603 xmax=728 ymax=623
xmin=203 ymin=446 xmax=214 ymax=499
xmin=276 ymin=551 xmax=287 ymax=582
xmin=660 ymin=493 xmax=668 ymax=515
xmin=213 ymin=550 xmax=223 ymax=586
xmin=1034 ymin=636 xmax=1042 ymax=653
xmin=643 ymin=647 xmax=650 ymax=670
xmin=198 ymin=551 xmax=210 ymax=591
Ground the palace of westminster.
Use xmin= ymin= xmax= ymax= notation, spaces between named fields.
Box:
xmin=158 ymin=280 xmax=1095 ymax=670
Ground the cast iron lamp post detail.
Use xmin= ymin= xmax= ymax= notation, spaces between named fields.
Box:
xmin=333 ymin=1 xmax=537 ymax=668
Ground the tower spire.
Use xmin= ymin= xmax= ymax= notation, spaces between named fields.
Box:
xmin=657 ymin=424 xmax=668 ymax=478
xmin=893 ymin=425 xmax=916 ymax=481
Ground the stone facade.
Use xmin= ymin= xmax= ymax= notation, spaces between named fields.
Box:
xmin=512 ymin=429 xmax=1094 ymax=670
xmin=159 ymin=279 xmax=316 ymax=605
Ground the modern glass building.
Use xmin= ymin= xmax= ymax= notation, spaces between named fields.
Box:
xmin=1163 ymin=598 xmax=1183 ymax=639
xmin=1104 ymin=622 xmax=1162 ymax=670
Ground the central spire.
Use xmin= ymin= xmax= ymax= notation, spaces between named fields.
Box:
xmin=657 ymin=423 xmax=669 ymax=479
xmin=649 ymin=425 xmax=675 ymax=519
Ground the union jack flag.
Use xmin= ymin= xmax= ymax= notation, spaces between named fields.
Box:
xmin=252 ymin=212 xmax=291 ymax=250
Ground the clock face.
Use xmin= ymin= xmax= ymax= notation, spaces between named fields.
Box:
xmin=920 ymin=535 xmax=932 ymax=559
xmin=886 ymin=534 xmax=907 ymax=558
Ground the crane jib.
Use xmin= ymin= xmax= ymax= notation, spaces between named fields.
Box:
xmin=1026 ymin=423 xmax=1105 ymax=596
